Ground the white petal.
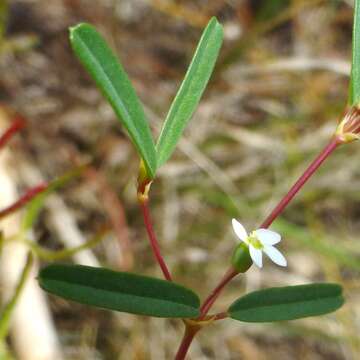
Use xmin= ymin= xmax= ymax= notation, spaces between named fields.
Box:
xmin=263 ymin=246 xmax=287 ymax=267
xmin=254 ymin=229 xmax=281 ymax=245
xmin=232 ymin=219 xmax=248 ymax=242
xmin=249 ymin=246 xmax=263 ymax=268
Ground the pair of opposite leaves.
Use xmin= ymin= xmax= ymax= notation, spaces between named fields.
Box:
xmin=70 ymin=0 xmax=360 ymax=174
xmin=70 ymin=18 xmax=223 ymax=179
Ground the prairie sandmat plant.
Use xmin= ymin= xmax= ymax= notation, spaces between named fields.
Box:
xmin=27 ymin=3 xmax=360 ymax=359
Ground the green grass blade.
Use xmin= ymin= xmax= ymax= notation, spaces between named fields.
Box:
xmin=229 ymin=283 xmax=344 ymax=323
xmin=22 ymin=166 xmax=85 ymax=231
xmin=39 ymin=264 xmax=200 ymax=318
xmin=0 ymin=341 xmax=15 ymax=360
xmin=25 ymin=230 xmax=106 ymax=261
xmin=0 ymin=253 xmax=33 ymax=340
xmin=70 ymin=24 xmax=157 ymax=178
xmin=350 ymin=0 xmax=360 ymax=105
xmin=156 ymin=17 xmax=223 ymax=167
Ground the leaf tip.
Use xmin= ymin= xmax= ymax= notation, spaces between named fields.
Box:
xmin=209 ymin=16 xmax=224 ymax=35
xmin=208 ymin=16 xmax=220 ymax=26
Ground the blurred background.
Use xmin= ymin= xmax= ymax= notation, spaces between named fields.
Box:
xmin=0 ymin=0 xmax=359 ymax=359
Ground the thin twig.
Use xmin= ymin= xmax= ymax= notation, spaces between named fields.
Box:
xmin=0 ymin=183 xmax=48 ymax=220
xmin=0 ymin=116 xmax=25 ymax=150
xmin=260 ymin=137 xmax=340 ymax=229
xmin=199 ymin=267 xmax=238 ymax=319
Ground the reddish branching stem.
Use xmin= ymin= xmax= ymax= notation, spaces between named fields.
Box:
xmin=260 ymin=137 xmax=340 ymax=229
xmin=199 ymin=266 xmax=239 ymax=319
xmin=174 ymin=267 xmax=238 ymax=359
xmin=139 ymin=199 xmax=172 ymax=281
xmin=0 ymin=117 xmax=26 ymax=150
xmin=175 ymin=326 xmax=199 ymax=360
xmin=175 ymin=136 xmax=342 ymax=360
xmin=0 ymin=183 xmax=48 ymax=220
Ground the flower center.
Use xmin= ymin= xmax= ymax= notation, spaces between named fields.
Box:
xmin=247 ymin=232 xmax=263 ymax=249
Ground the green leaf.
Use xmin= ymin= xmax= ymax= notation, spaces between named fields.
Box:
xmin=156 ymin=17 xmax=223 ymax=167
xmin=229 ymin=283 xmax=344 ymax=323
xmin=69 ymin=24 xmax=157 ymax=178
xmin=350 ymin=0 xmax=360 ymax=105
xmin=38 ymin=265 xmax=200 ymax=318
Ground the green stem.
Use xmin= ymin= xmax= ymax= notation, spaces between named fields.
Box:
xmin=0 ymin=253 xmax=33 ymax=340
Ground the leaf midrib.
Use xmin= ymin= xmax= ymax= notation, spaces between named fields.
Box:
xmin=156 ymin=27 xmax=215 ymax=148
xmin=44 ymin=279 xmax=199 ymax=312
xmin=231 ymin=293 xmax=342 ymax=312
xmin=74 ymin=32 xmax=134 ymax=136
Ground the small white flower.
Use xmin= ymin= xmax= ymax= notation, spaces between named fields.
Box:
xmin=231 ymin=219 xmax=287 ymax=268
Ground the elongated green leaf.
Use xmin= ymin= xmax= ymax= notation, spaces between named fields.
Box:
xmin=156 ymin=17 xmax=223 ymax=167
xmin=229 ymin=283 xmax=344 ymax=323
xmin=350 ymin=0 xmax=360 ymax=105
xmin=70 ymin=24 xmax=157 ymax=178
xmin=39 ymin=265 xmax=200 ymax=318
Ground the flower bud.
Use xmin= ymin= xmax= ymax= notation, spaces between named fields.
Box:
xmin=336 ymin=106 xmax=360 ymax=143
xmin=231 ymin=242 xmax=253 ymax=273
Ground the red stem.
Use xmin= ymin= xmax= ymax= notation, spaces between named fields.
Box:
xmin=0 ymin=183 xmax=48 ymax=220
xmin=0 ymin=117 xmax=26 ymax=150
xmin=139 ymin=199 xmax=172 ymax=281
xmin=260 ymin=137 xmax=340 ymax=229
xmin=199 ymin=266 xmax=238 ymax=319
xmin=174 ymin=136 xmax=341 ymax=360
xmin=213 ymin=312 xmax=228 ymax=321
xmin=175 ymin=326 xmax=199 ymax=360
xmin=174 ymin=267 xmax=238 ymax=360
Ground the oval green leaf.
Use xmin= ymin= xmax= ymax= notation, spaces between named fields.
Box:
xmin=70 ymin=23 xmax=157 ymax=178
xmin=229 ymin=283 xmax=344 ymax=323
xmin=350 ymin=0 xmax=360 ymax=105
xmin=156 ymin=17 xmax=223 ymax=167
xmin=38 ymin=264 xmax=200 ymax=318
